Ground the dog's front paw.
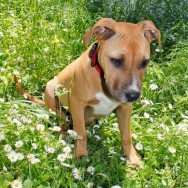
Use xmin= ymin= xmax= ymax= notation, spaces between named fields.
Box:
xmin=127 ymin=152 xmax=142 ymax=168
xmin=123 ymin=145 xmax=142 ymax=168
xmin=74 ymin=140 xmax=88 ymax=158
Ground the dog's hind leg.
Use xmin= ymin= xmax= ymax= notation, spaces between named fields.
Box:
xmin=44 ymin=77 xmax=67 ymax=129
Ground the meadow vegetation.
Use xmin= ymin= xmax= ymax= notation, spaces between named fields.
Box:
xmin=0 ymin=0 xmax=188 ymax=187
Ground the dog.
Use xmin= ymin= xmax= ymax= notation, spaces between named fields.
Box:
xmin=14 ymin=18 xmax=161 ymax=167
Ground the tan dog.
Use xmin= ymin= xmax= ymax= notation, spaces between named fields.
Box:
xmin=14 ymin=18 xmax=161 ymax=167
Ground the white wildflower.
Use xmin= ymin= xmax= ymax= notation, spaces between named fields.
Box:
xmin=87 ymin=166 xmax=95 ymax=175
xmin=57 ymin=154 xmax=67 ymax=162
xmin=15 ymin=141 xmax=23 ymax=148
xmin=135 ymin=141 xmax=143 ymax=151
xmin=87 ymin=182 xmax=94 ymax=188
xmin=168 ymin=146 xmax=176 ymax=154
xmin=157 ymin=133 xmax=164 ymax=140
xmin=0 ymin=133 xmax=5 ymax=141
xmin=162 ymin=179 xmax=167 ymax=186
xmin=150 ymin=83 xmax=158 ymax=90
xmin=31 ymin=143 xmax=37 ymax=149
xmin=12 ymin=118 xmax=21 ymax=126
xmin=59 ymin=140 xmax=66 ymax=146
xmin=168 ymin=103 xmax=173 ymax=110
xmin=17 ymin=56 xmax=24 ymax=62
xmin=94 ymin=135 xmax=101 ymax=141
xmin=93 ymin=124 xmax=100 ymax=129
xmin=73 ymin=168 xmax=82 ymax=180
xmin=0 ymin=32 xmax=4 ymax=37
xmin=8 ymin=151 xmax=18 ymax=162
xmin=45 ymin=146 xmax=55 ymax=154
xmin=27 ymin=154 xmax=35 ymax=161
xmin=44 ymin=47 xmax=49 ymax=52
xmin=120 ymin=157 xmax=126 ymax=161
xmin=63 ymin=146 xmax=71 ymax=154
xmin=36 ymin=124 xmax=45 ymax=131
xmin=67 ymin=130 xmax=78 ymax=139
xmin=10 ymin=179 xmax=22 ymax=188
xmin=61 ymin=163 xmax=73 ymax=168
xmin=49 ymin=125 xmax=61 ymax=132
xmin=132 ymin=133 xmax=137 ymax=139
xmin=112 ymin=122 xmax=118 ymax=127
xmin=111 ymin=185 xmax=121 ymax=188
xmin=4 ymin=144 xmax=12 ymax=153
xmin=0 ymin=98 xmax=5 ymax=102
xmin=17 ymin=153 xmax=24 ymax=160
xmin=144 ymin=112 xmax=150 ymax=118
xmin=31 ymin=158 xmax=40 ymax=164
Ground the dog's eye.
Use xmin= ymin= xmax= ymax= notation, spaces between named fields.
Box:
xmin=110 ymin=58 xmax=124 ymax=68
xmin=141 ymin=60 xmax=149 ymax=68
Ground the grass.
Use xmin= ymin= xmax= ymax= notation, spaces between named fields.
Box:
xmin=0 ymin=0 xmax=188 ymax=187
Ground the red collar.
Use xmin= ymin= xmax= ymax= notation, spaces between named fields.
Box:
xmin=89 ymin=42 xmax=104 ymax=75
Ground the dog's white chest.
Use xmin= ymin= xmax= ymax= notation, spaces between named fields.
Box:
xmin=92 ymin=92 xmax=120 ymax=115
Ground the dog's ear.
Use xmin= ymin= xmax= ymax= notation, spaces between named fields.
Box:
xmin=138 ymin=20 xmax=161 ymax=49
xmin=83 ymin=18 xmax=116 ymax=46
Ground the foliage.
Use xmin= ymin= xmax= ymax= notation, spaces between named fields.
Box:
xmin=0 ymin=0 xmax=188 ymax=187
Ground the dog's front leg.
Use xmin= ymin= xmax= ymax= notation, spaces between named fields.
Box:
xmin=116 ymin=104 xmax=141 ymax=167
xmin=70 ymin=97 xmax=88 ymax=158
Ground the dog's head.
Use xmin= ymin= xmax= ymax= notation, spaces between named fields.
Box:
xmin=83 ymin=18 xmax=161 ymax=103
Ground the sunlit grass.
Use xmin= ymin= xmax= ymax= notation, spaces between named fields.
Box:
xmin=0 ymin=0 xmax=188 ymax=187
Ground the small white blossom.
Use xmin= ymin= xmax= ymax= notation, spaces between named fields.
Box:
xmin=132 ymin=134 xmax=137 ymax=139
xmin=17 ymin=56 xmax=24 ymax=62
xmin=44 ymin=46 xmax=50 ymax=52
xmin=120 ymin=157 xmax=126 ymax=161
xmin=144 ymin=112 xmax=150 ymax=118
xmin=57 ymin=154 xmax=67 ymax=162
xmin=30 ymin=158 xmax=40 ymax=164
xmin=0 ymin=32 xmax=4 ymax=37
xmin=36 ymin=124 xmax=45 ymax=131
xmin=59 ymin=140 xmax=66 ymax=146
xmin=63 ymin=146 xmax=71 ymax=154
xmin=31 ymin=143 xmax=37 ymax=149
xmin=49 ymin=125 xmax=61 ymax=132
xmin=0 ymin=98 xmax=5 ymax=102
xmin=112 ymin=122 xmax=118 ymax=127
xmin=27 ymin=154 xmax=35 ymax=161
xmin=67 ymin=130 xmax=78 ymax=139
xmin=93 ymin=124 xmax=100 ymax=129
xmin=150 ymin=83 xmax=158 ymax=90
xmin=135 ymin=141 xmax=143 ymax=151
xmin=10 ymin=179 xmax=22 ymax=188
xmin=8 ymin=151 xmax=18 ymax=162
xmin=111 ymin=185 xmax=121 ymax=188
xmin=87 ymin=166 xmax=95 ymax=175
xmin=155 ymin=48 xmax=160 ymax=52
xmin=15 ymin=141 xmax=24 ymax=148
xmin=73 ymin=168 xmax=82 ymax=180
xmin=168 ymin=146 xmax=176 ymax=154
xmin=168 ymin=103 xmax=173 ymax=110
xmin=157 ymin=133 xmax=164 ymax=140
xmin=17 ymin=153 xmax=24 ymax=161
xmin=0 ymin=133 xmax=5 ymax=141
xmin=12 ymin=118 xmax=21 ymax=126
xmin=45 ymin=146 xmax=55 ymax=153
xmin=87 ymin=182 xmax=94 ymax=188
xmin=61 ymin=163 xmax=73 ymax=168
xmin=94 ymin=135 xmax=101 ymax=141
xmin=4 ymin=144 xmax=12 ymax=153
xmin=162 ymin=179 xmax=167 ymax=186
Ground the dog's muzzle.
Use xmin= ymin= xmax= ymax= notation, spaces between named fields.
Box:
xmin=125 ymin=89 xmax=140 ymax=102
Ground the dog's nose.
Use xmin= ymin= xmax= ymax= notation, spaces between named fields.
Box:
xmin=125 ymin=90 xmax=140 ymax=102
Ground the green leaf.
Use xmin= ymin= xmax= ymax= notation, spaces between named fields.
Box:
xmin=23 ymin=179 xmax=33 ymax=188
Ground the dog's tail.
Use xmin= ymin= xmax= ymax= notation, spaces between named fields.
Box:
xmin=14 ymin=75 xmax=45 ymax=106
